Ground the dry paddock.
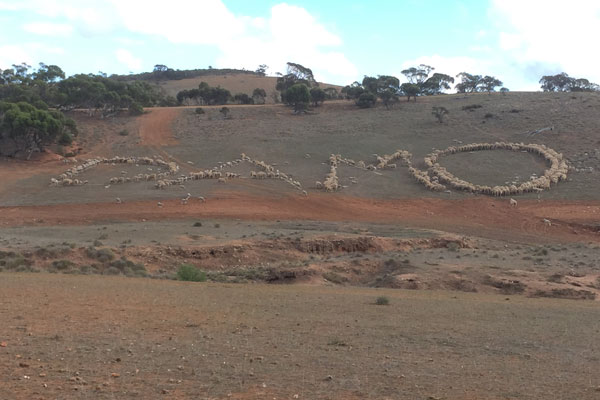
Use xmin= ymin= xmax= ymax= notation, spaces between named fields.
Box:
xmin=0 ymin=273 xmax=599 ymax=400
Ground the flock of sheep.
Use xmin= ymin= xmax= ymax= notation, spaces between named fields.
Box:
xmin=51 ymin=142 xmax=567 ymax=198
xmin=51 ymin=153 xmax=306 ymax=194
xmin=315 ymin=141 xmax=568 ymax=196
xmin=50 ymin=156 xmax=179 ymax=187
xmin=423 ymin=142 xmax=568 ymax=195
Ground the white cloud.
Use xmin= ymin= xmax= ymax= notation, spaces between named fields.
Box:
xmin=0 ymin=43 xmax=65 ymax=69
xmin=490 ymin=0 xmax=600 ymax=82
xmin=0 ymin=45 xmax=33 ymax=69
xmin=112 ymin=0 xmax=243 ymax=45
xmin=23 ymin=22 xmax=73 ymax=36
xmin=2 ymin=1 xmax=357 ymax=84
xmin=215 ymin=3 xmax=357 ymax=84
xmin=115 ymin=49 xmax=142 ymax=71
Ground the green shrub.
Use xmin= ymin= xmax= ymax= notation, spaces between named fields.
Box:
xmin=118 ymin=129 xmax=129 ymax=136
xmin=85 ymin=247 xmax=115 ymax=263
xmin=51 ymin=259 xmax=75 ymax=270
xmin=356 ymin=93 xmax=376 ymax=108
xmin=176 ymin=264 xmax=206 ymax=282
xmin=195 ymin=107 xmax=205 ymax=115
xmin=109 ymin=257 xmax=146 ymax=273
xmin=58 ymin=132 xmax=73 ymax=145
xmin=375 ymin=296 xmax=390 ymax=305
xmin=129 ymin=102 xmax=144 ymax=116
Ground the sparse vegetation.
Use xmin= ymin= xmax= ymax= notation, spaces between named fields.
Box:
xmin=176 ymin=264 xmax=207 ymax=282
xmin=432 ymin=106 xmax=449 ymax=123
xmin=375 ymin=296 xmax=390 ymax=305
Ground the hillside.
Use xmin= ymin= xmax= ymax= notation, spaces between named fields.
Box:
xmin=1 ymin=76 xmax=600 ymax=399
xmin=154 ymin=73 xmax=342 ymax=103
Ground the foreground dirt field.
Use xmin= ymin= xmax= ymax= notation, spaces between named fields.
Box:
xmin=1 ymin=84 xmax=600 ymax=398
xmin=1 ymin=273 xmax=599 ymax=400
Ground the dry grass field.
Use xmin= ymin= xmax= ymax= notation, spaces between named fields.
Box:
xmin=1 ymin=74 xmax=600 ymax=399
xmin=1 ymin=274 xmax=600 ymax=400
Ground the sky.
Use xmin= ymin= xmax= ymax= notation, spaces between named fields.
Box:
xmin=1 ymin=0 xmax=600 ymax=91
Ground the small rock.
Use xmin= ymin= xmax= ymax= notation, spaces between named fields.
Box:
xmin=324 ymin=375 xmax=333 ymax=381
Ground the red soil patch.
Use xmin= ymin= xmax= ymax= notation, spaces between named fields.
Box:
xmin=1 ymin=193 xmax=599 ymax=243
xmin=138 ymin=107 xmax=180 ymax=147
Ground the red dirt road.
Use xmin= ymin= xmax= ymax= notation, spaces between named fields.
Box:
xmin=139 ymin=107 xmax=179 ymax=147
xmin=2 ymin=192 xmax=599 ymax=243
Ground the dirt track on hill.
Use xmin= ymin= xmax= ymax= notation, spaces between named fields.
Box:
xmin=139 ymin=107 xmax=179 ymax=147
xmin=2 ymin=193 xmax=599 ymax=243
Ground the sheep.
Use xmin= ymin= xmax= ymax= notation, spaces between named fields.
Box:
xmin=542 ymin=218 xmax=552 ymax=226
xmin=509 ymin=198 xmax=518 ymax=207
xmin=157 ymin=201 xmax=163 ymax=207
xmin=115 ymin=197 xmax=122 ymax=204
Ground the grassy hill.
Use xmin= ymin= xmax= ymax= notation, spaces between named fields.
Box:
xmin=153 ymin=73 xmax=342 ymax=103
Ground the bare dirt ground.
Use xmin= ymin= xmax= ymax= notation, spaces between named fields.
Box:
xmin=1 ymin=273 xmax=599 ymax=400
xmin=1 ymin=87 xmax=600 ymax=398
xmin=1 ymin=194 xmax=599 ymax=244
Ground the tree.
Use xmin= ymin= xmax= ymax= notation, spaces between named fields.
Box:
xmin=480 ymin=76 xmax=503 ymax=93
xmin=539 ymin=73 xmax=599 ymax=92
xmin=286 ymin=62 xmax=315 ymax=83
xmin=323 ymin=87 xmax=339 ymax=100
xmin=0 ymin=101 xmax=76 ymax=157
xmin=32 ymin=63 xmax=65 ymax=83
xmin=361 ymin=76 xmax=379 ymax=95
xmin=234 ymin=93 xmax=253 ymax=104
xmin=401 ymin=64 xmax=433 ymax=85
xmin=310 ymin=87 xmax=326 ymax=107
xmin=400 ymin=83 xmax=420 ymax=102
xmin=432 ymin=106 xmax=449 ymax=123
xmin=284 ymin=83 xmax=310 ymax=113
xmin=252 ymin=88 xmax=266 ymax=104
xmin=255 ymin=64 xmax=268 ymax=76
xmin=341 ymin=82 xmax=365 ymax=100
xmin=356 ymin=92 xmax=376 ymax=108
xmin=276 ymin=62 xmax=317 ymax=103
xmin=455 ymin=72 xmax=482 ymax=93
xmin=219 ymin=106 xmax=231 ymax=119
xmin=500 ymin=87 xmax=509 ymax=95
xmin=421 ymin=73 xmax=455 ymax=95
xmin=375 ymin=75 xmax=400 ymax=108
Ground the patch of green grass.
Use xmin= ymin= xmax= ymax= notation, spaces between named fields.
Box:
xmin=176 ymin=264 xmax=207 ymax=282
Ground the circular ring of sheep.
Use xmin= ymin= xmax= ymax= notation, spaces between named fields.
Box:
xmin=423 ymin=142 xmax=568 ymax=196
